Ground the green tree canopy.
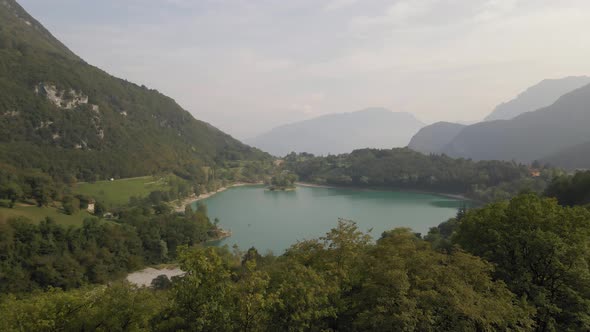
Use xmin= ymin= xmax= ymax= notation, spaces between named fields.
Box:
xmin=454 ymin=193 xmax=590 ymax=331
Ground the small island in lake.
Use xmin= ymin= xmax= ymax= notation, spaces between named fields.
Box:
xmin=266 ymin=172 xmax=298 ymax=191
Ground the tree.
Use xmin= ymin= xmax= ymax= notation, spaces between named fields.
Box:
xmin=545 ymin=170 xmax=590 ymax=206
xmin=32 ymin=185 xmax=51 ymax=207
xmin=94 ymin=201 xmax=106 ymax=216
xmin=352 ymin=228 xmax=533 ymax=331
xmin=233 ymin=260 xmax=277 ymax=331
xmin=267 ymin=263 xmax=337 ymax=331
xmin=455 ymin=203 xmax=468 ymax=221
xmin=151 ymin=274 xmax=172 ymax=290
xmin=169 ymin=246 xmax=235 ymax=331
xmin=282 ymin=149 xmax=545 ymax=202
xmin=454 ymin=193 xmax=590 ymax=331
xmin=0 ymin=182 xmax=23 ymax=205
xmin=0 ymin=284 xmax=163 ymax=331
xmin=241 ymin=247 xmax=262 ymax=266
xmin=62 ymin=196 xmax=80 ymax=215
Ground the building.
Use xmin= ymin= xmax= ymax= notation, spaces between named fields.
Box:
xmin=87 ymin=200 xmax=96 ymax=213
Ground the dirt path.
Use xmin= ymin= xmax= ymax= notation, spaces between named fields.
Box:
xmin=126 ymin=267 xmax=184 ymax=287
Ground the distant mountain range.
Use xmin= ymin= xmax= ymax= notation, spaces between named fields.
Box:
xmin=484 ymin=76 xmax=590 ymax=121
xmin=408 ymin=78 xmax=590 ymax=169
xmin=246 ymin=108 xmax=425 ymax=156
xmin=0 ymin=0 xmax=267 ymax=180
xmin=407 ymin=122 xmax=466 ymax=155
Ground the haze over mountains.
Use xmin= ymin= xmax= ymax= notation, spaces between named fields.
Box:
xmin=409 ymin=78 xmax=590 ymax=169
xmin=0 ymin=0 xmax=267 ymax=180
xmin=484 ymin=76 xmax=590 ymax=121
xmin=246 ymin=108 xmax=424 ymax=156
xmin=4 ymin=0 xmax=590 ymax=173
xmin=407 ymin=122 xmax=466 ymax=155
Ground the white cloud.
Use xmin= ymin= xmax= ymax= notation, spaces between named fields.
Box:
xmin=350 ymin=0 xmax=438 ymax=32
xmin=324 ymin=0 xmax=359 ymax=11
xmin=473 ymin=0 xmax=519 ymax=22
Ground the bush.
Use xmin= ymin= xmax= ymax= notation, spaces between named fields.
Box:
xmin=151 ymin=274 xmax=172 ymax=290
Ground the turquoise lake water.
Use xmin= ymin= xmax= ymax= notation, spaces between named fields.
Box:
xmin=194 ymin=185 xmax=468 ymax=254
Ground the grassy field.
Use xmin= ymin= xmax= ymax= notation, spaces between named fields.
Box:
xmin=74 ymin=176 xmax=171 ymax=208
xmin=0 ymin=176 xmax=173 ymax=227
xmin=0 ymin=205 xmax=95 ymax=227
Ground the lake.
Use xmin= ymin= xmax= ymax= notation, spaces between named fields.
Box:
xmin=195 ymin=184 xmax=468 ymax=254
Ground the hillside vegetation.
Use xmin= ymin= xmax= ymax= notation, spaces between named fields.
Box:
xmin=0 ymin=204 xmax=94 ymax=226
xmin=2 ymin=2 xmax=590 ymax=331
xmin=407 ymin=121 xmax=465 ymax=154
xmin=2 ymin=192 xmax=590 ymax=331
xmin=442 ymin=83 xmax=590 ymax=164
xmin=74 ymin=176 xmax=172 ymax=207
xmin=0 ymin=0 xmax=268 ymax=183
xmin=0 ymin=0 xmax=273 ymax=226
xmin=408 ymin=78 xmax=590 ymax=168
xmin=283 ymin=148 xmax=553 ymax=202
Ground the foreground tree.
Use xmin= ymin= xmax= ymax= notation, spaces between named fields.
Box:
xmin=164 ymin=246 xmax=236 ymax=331
xmin=0 ymin=283 xmax=163 ymax=331
xmin=355 ymin=229 xmax=533 ymax=331
xmin=0 ymin=218 xmax=540 ymax=331
xmin=454 ymin=193 xmax=590 ymax=331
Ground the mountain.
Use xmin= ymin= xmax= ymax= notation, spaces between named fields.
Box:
xmin=441 ymin=82 xmax=590 ymax=164
xmin=246 ymin=108 xmax=425 ymax=156
xmin=484 ymin=76 xmax=590 ymax=121
xmin=541 ymin=140 xmax=590 ymax=170
xmin=407 ymin=122 xmax=466 ymax=154
xmin=0 ymin=0 xmax=267 ymax=181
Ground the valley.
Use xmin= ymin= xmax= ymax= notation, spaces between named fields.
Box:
xmin=2 ymin=1 xmax=590 ymax=331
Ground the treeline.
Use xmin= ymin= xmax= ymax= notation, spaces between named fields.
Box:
xmin=284 ymin=148 xmax=554 ymax=201
xmin=544 ymin=169 xmax=590 ymax=206
xmin=1 ymin=220 xmax=532 ymax=331
xmin=0 ymin=160 xmax=271 ymax=212
xmin=427 ymin=193 xmax=590 ymax=331
xmin=266 ymin=171 xmax=297 ymax=190
xmin=0 ymin=163 xmax=65 ymax=207
xmin=0 ymin=202 xmax=216 ymax=294
xmin=3 ymin=192 xmax=590 ymax=331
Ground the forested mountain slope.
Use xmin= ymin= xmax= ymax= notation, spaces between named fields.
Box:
xmin=541 ymin=140 xmax=590 ymax=170
xmin=409 ymin=77 xmax=590 ymax=160
xmin=407 ymin=121 xmax=466 ymax=154
xmin=0 ymin=0 xmax=267 ymax=181
xmin=441 ymin=82 xmax=590 ymax=164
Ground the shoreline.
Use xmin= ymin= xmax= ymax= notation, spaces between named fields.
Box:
xmin=295 ymin=182 xmax=473 ymax=202
xmin=174 ymin=182 xmax=262 ymax=212
xmin=208 ymin=228 xmax=232 ymax=242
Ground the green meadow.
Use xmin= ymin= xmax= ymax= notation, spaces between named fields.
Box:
xmin=0 ymin=176 xmax=173 ymax=226
xmin=74 ymin=176 xmax=171 ymax=208
xmin=0 ymin=204 xmax=95 ymax=227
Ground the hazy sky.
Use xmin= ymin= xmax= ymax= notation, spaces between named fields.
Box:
xmin=19 ymin=0 xmax=590 ymax=139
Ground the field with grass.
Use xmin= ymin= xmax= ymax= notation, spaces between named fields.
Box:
xmin=0 ymin=176 xmax=174 ymax=227
xmin=0 ymin=204 xmax=95 ymax=227
xmin=74 ymin=176 xmax=171 ymax=208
